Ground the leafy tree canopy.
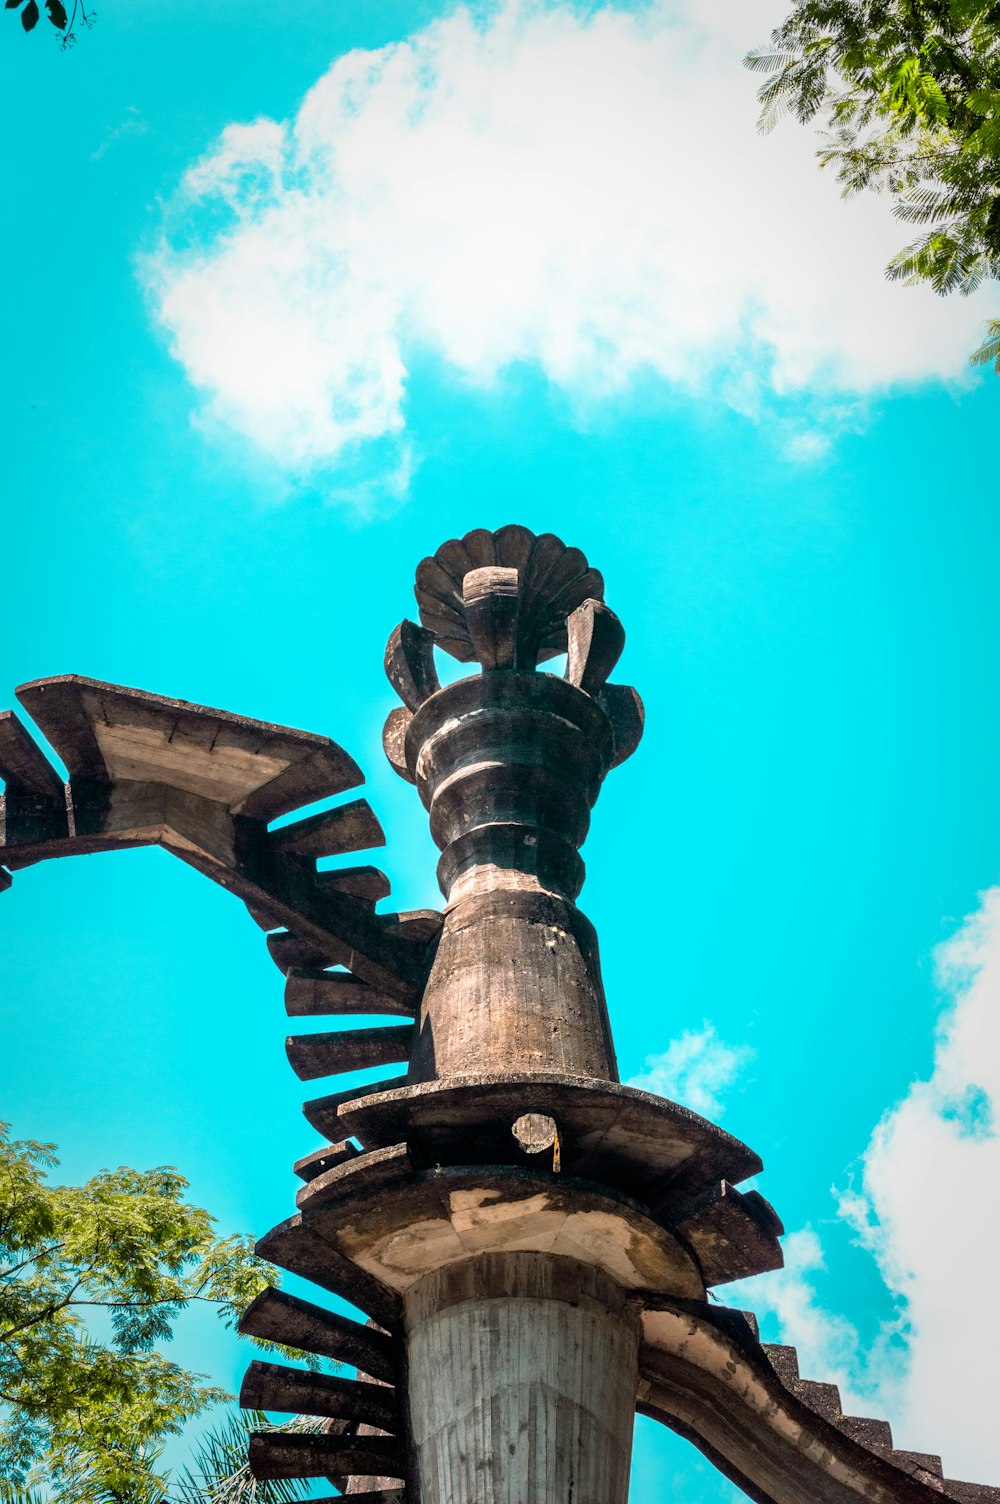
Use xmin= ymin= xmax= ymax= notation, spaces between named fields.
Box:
xmin=746 ymin=0 xmax=1000 ymax=364
xmin=0 ymin=1121 xmax=284 ymax=1502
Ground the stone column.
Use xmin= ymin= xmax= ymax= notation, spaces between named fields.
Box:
xmin=390 ymin=563 xmax=637 ymax=1086
xmin=379 ymin=544 xmax=648 ymax=1503
xmin=405 ymin=1254 xmax=640 ymax=1504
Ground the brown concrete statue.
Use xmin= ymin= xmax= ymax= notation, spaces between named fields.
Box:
xmin=1 ymin=525 xmax=995 ymax=1503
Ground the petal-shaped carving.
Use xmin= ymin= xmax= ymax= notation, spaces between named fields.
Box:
xmin=384 ymin=620 xmax=440 ymax=711
xmin=383 ymin=707 xmax=414 ymax=783
xmin=493 ymin=522 xmax=535 ymax=572
xmin=598 ymin=683 xmax=645 ymax=767
xmin=414 ymin=527 xmax=607 ymax=666
xmin=315 ymin=866 xmax=391 ymax=905
xmin=284 ymin=968 xmax=415 ymax=1019
xmin=286 ymin=1023 xmax=413 ymax=1081
xmin=566 ymin=600 xmax=625 ymax=695
xmin=461 ymin=526 xmax=498 ymax=568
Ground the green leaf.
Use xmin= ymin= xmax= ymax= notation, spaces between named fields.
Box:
xmin=743 ymin=47 xmax=796 ymax=74
xmin=970 ymin=316 xmax=1000 ymax=369
xmin=966 ymin=89 xmax=1000 ymax=114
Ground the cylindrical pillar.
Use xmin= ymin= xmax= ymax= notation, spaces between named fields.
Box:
xmin=405 ymin=1254 xmax=640 ymax=1504
xmin=410 ymin=887 xmax=617 ymax=1081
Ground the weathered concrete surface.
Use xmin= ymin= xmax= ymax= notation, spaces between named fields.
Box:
xmin=239 ymin=1286 xmax=397 ymax=1381
xmin=405 ymin=1254 xmax=639 ymax=1504
xmin=411 ymin=888 xmax=618 ymax=1082
xmin=335 ymin=1073 xmax=762 ymax=1207
xmin=241 ymin=1360 xmax=400 ymax=1431
xmin=302 ymin=1164 xmax=704 ymax=1300
xmin=0 ymin=676 xmax=432 ymax=1001
xmin=637 ymin=1299 xmax=1000 ymax=1504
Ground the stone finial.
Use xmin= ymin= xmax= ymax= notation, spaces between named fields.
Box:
xmin=380 ymin=527 xmax=644 ymax=901
xmin=382 ymin=526 xmax=644 ymax=801
xmin=413 ymin=525 xmax=604 ymax=667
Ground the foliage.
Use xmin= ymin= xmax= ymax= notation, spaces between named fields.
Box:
xmin=5 ymin=0 xmax=95 ymax=47
xmin=0 ymin=1121 xmax=281 ymax=1503
xmin=745 ymin=0 xmax=1000 ymax=357
xmin=0 ymin=1484 xmax=47 ymax=1504
xmin=171 ymin=1409 xmax=324 ymax=1504
xmin=971 ymin=313 xmax=1000 ymax=362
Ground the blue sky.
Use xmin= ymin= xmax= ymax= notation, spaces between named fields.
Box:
xmin=3 ymin=1 xmax=1000 ymax=1496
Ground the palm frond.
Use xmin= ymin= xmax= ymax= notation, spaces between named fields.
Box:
xmin=171 ymin=1408 xmax=326 ymax=1504
xmin=970 ymin=317 xmax=1000 ymax=370
xmin=887 ymin=226 xmax=989 ymax=293
xmin=743 ymin=46 xmax=796 ymax=74
xmin=0 ymin=1484 xmax=47 ymax=1504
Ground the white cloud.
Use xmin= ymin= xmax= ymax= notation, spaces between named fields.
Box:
xmin=728 ymin=1228 xmax=902 ymax=1423
xmin=627 ymin=1022 xmax=751 ymax=1120
xmin=838 ymin=888 xmax=1000 ymax=1478
xmin=730 ymin=890 xmax=1000 ymax=1484
xmin=145 ymin=0 xmax=992 ymax=490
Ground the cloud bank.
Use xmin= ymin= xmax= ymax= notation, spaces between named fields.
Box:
xmin=843 ymin=889 xmax=1000 ymax=1476
xmin=146 ymin=0 xmax=990 ymax=487
xmin=734 ymin=889 xmax=1000 ymax=1483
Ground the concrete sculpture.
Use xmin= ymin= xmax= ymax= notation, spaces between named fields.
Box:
xmin=2 ymin=525 xmax=996 ymax=1502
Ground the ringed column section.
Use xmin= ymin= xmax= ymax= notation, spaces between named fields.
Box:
xmin=403 ymin=663 xmax=619 ymax=1083
xmin=385 ymin=555 xmax=642 ymax=1087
